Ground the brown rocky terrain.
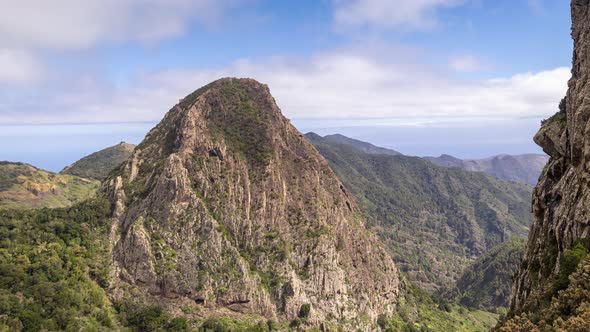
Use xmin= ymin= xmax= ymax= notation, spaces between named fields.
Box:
xmin=101 ymin=78 xmax=400 ymax=328
xmin=502 ymin=0 xmax=590 ymax=329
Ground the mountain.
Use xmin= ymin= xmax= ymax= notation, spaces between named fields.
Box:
xmin=0 ymin=161 xmax=98 ymax=209
xmin=322 ymin=134 xmax=402 ymax=156
xmin=305 ymin=133 xmax=533 ymax=291
xmin=0 ymin=80 xmax=510 ymax=331
xmin=316 ymin=134 xmax=547 ymax=186
xmin=501 ymin=1 xmax=590 ymax=330
xmin=61 ymin=142 xmax=135 ymax=180
xmin=425 ymin=153 xmax=549 ymax=186
xmin=102 ymin=78 xmax=400 ymax=329
xmin=448 ymin=237 xmax=526 ymax=310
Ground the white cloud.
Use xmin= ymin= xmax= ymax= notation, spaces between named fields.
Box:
xmin=0 ymin=49 xmax=42 ymax=82
xmin=0 ymin=0 xmax=242 ymax=50
xmin=449 ymin=54 xmax=490 ymax=72
xmin=0 ymin=51 xmax=570 ymax=125
xmin=333 ymin=0 xmax=467 ymax=30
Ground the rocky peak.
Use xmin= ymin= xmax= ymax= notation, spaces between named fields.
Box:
xmin=509 ymin=0 xmax=590 ymax=315
xmin=102 ymin=78 xmax=400 ymax=328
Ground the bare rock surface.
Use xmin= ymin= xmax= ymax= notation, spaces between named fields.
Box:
xmin=102 ymin=78 xmax=400 ymax=328
xmin=509 ymin=0 xmax=590 ymax=314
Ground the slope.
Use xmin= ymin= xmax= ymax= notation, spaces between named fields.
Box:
xmin=501 ymin=1 xmax=590 ymax=330
xmin=61 ymin=142 xmax=135 ymax=180
xmin=0 ymin=161 xmax=99 ymax=209
xmin=449 ymin=237 xmax=526 ymax=310
xmin=306 ymin=133 xmax=532 ymax=291
xmin=322 ymin=134 xmax=402 ymax=156
xmin=426 ymin=154 xmax=548 ymax=186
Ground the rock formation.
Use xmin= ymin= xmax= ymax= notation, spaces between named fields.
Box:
xmin=102 ymin=78 xmax=400 ymax=328
xmin=509 ymin=0 xmax=590 ymax=315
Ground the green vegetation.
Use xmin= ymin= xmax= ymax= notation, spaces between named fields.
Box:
xmin=541 ymin=98 xmax=567 ymax=128
xmin=306 ymin=134 xmax=532 ymax=290
xmin=447 ymin=237 xmax=527 ymax=310
xmin=199 ymin=317 xmax=277 ymax=332
xmin=0 ymin=198 xmax=275 ymax=332
xmin=118 ymin=303 xmax=189 ymax=331
xmin=0 ymin=162 xmax=99 ymax=210
xmin=555 ymin=241 xmax=588 ymax=291
xmin=509 ymin=239 xmax=590 ymax=324
xmin=60 ymin=142 xmax=135 ymax=180
xmin=207 ymin=80 xmax=273 ymax=167
xmin=499 ymin=255 xmax=590 ymax=331
xmin=0 ymin=198 xmax=117 ymax=331
xmin=379 ymin=282 xmax=499 ymax=332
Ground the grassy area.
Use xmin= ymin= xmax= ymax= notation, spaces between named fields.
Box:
xmin=60 ymin=142 xmax=135 ymax=180
xmin=0 ymin=162 xmax=99 ymax=210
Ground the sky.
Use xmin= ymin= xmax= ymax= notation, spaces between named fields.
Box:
xmin=0 ymin=0 xmax=574 ymax=172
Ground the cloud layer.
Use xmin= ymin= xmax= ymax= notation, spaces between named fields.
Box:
xmin=333 ymin=0 xmax=467 ymax=30
xmin=0 ymin=49 xmax=42 ymax=82
xmin=0 ymin=0 xmax=571 ymax=127
xmin=0 ymin=0 xmax=241 ymax=50
xmin=0 ymin=50 xmax=569 ymax=124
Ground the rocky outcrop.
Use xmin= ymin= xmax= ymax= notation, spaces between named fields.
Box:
xmin=509 ymin=0 xmax=590 ymax=315
xmin=101 ymin=78 xmax=400 ymax=328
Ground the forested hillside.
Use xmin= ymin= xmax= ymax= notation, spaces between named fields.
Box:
xmin=307 ymin=133 xmax=532 ymax=290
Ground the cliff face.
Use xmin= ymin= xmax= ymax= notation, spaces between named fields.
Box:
xmin=509 ymin=0 xmax=590 ymax=315
xmin=101 ymin=78 xmax=399 ymax=327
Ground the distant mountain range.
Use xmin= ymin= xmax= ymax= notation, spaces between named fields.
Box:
xmin=306 ymin=132 xmax=532 ymax=292
xmin=425 ymin=154 xmax=548 ymax=186
xmin=318 ymin=134 xmax=548 ymax=187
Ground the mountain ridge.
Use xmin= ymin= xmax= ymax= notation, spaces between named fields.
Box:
xmin=305 ymin=132 xmax=548 ymax=186
xmin=425 ymin=153 xmax=548 ymax=186
xmin=61 ymin=142 xmax=135 ymax=180
xmin=102 ymin=77 xmax=400 ymax=328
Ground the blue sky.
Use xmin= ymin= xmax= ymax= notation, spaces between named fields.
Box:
xmin=0 ymin=0 xmax=573 ymax=171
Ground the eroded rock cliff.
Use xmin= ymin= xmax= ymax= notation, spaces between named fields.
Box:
xmin=507 ymin=0 xmax=590 ymax=323
xmin=101 ymin=78 xmax=400 ymax=328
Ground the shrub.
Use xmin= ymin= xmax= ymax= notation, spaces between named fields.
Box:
xmin=555 ymin=242 xmax=588 ymax=291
